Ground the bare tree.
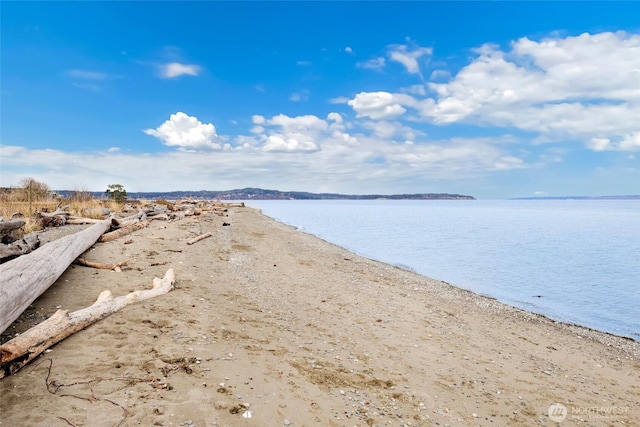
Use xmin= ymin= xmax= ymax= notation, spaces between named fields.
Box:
xmin=18 ymin=178 xmax=51 ymax=202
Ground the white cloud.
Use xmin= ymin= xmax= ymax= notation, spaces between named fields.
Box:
xmin=347 ymin=92 xmax=407 ymax=120
xmin=426 ymin=32 xmax=640 ymax=132
xmin=327 ymin=112 xmax=343 ymax=124
xmin=361 ymin=120 xmax=424 ymax=143
xmin=296 ymin=60 xmax=312 ymax=66
xmin=159 ymin=62 xmax=201 ymax=79
xmin=388 ymin=43 xmax=433 ymax=74
xmin=290 ymin=90 xmax=310 ymax=102
xmin=1 ymin=131 xmax=529 ymax=195
xmin=347 ymin=32 xmax=640 ymax=152
xmin=620 ymin=132 xmax=640 ymax=151
xmin=357 ymin=57 xmax=386 ymax=71
xmin=67 ymin=69 xmax=111 ymax=80
xmin=402 ymin=84 xmax=427 ymax=96
xmin=67 ymin=69 xmax=120 ymax=91
xmin=345 ymin=46 xmax=353 ymax=54
xmin=144 ymin=112 xmax=224 ymax=151
xmin=588 ymin=132 xmax=640 ymax=152
xmin=247 ymin=114 xmax=332 ymax=152
xmin=263 ymin=134 xmax=318 ymax=152
xmin=266 ymin=114 xmax=329 ymax=132
xmin=329 ymin=96 xmax=350 ymax=104
xmin=429 ymin=69 xmax=450 ymax=81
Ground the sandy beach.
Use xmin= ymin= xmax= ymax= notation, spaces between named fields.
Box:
xmin=1 ymin=205 xmax=638 ymax=427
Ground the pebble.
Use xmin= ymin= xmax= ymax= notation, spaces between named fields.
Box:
xmin=284 ymin=419 xmax=292 ymax=425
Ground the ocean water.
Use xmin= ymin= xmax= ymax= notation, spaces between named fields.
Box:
xmin=246 ymin=200 xmax=640 ymax=340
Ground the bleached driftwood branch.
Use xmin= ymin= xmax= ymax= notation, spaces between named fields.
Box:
xmin=0 ymin=269 xmax=175 ymax=378
xmin=187 ymin=232 xmax=212 ymax=245
xmin=76 ymin=257 xmax=129 ymax=272
xmin=99 ymin=220 xmax=148 ymax=243
xmin=66 ymin=217 xmax=105 ymax=225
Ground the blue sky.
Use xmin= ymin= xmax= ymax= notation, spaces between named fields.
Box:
xmin=1 ymin=1 xmax=639 ymax=199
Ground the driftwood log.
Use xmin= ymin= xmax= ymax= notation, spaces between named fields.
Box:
xmin=0 ymin=233 xmax=41 ymax=261
xmin=76 ymin=257 xmax=129 ymax=272
xmin=38 ymin=210 xmax=71 ymax=228
xmin=0 ymin=219 xmax=26 ymax=243
xmin=0 ymin=269 xmax=175 ymax=378
xmin=169 ymin=212 xmax=186 ymax=222
xmin=148 ymin=213 xmax=169 ymax=221
xmin=0 ymin=217 xmax=113 ymax=335
xmin=66 ymin=217 xmax=105 ymax=225
xmin=99 ymin=220 xmax=148 ymax=243
xmin=187 ymin=232 xmax=212 ymax=245
xmin=116 ymin=210 xmax=146 ymax=224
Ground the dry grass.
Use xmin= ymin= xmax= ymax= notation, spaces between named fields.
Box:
xmin=65 ymin=199 xmax=123 ymax=219
xmin=0 ymin=199 xmax=60 ymax=234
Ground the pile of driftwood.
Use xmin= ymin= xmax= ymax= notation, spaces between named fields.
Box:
xmin=0 ymin=199 xmax=243 ymax=378
xmin=128 ymin=199 xmax=243 ymax=222
xmin=0 ymin=200 xmax=243 ymax=262
xmin=0 ymin=210 xmax=112 ymax=261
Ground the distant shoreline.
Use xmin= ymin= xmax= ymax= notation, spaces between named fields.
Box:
xmin=57 ymin=187 xmax=476 ymax=201
xmin=509 ymin=195 xmax=640 ymax=200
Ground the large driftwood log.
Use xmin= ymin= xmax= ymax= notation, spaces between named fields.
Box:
xmin=0 ymin=269 xmax=175 ymax=378
xmin=0 ymin=217 xmax=113 ymax=335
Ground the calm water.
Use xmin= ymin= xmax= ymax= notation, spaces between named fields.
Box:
xmin=247 ymin=200 xmax=640 ymax=340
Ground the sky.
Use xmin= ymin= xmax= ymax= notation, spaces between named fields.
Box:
xmin=1 ymin=1 xmax=639 ymax=199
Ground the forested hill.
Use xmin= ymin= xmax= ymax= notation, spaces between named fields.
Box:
xmin=63 ymin=188 xmax=476 ymax=201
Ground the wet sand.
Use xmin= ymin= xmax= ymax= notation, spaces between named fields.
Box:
xmin=1 ymin=206 xmax=638 ymax=426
